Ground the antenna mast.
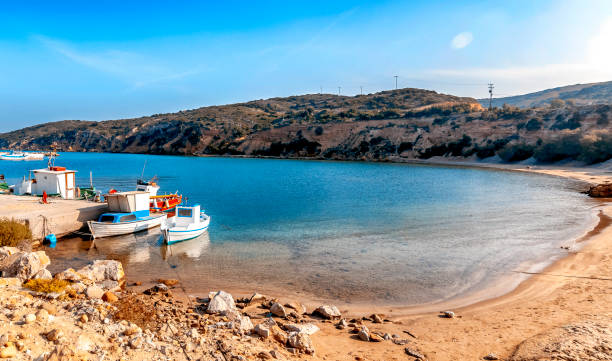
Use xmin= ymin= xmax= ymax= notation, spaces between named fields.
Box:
xmin=488 ymin=83 xmax=494 ymax=110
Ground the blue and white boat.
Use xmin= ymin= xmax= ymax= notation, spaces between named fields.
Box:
xmin=87 ymin=210 xmax=167 ymax=239
xmin=88 ymin=191 xmax=167 ymax=239
xmin=161 ymin=204 xmax=210 ymax=244
xmin=0 ymin=151 xmax=45 ymax=160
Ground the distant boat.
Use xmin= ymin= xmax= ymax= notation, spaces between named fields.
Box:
xmin=0 ymin=151 xmax=45 ymax=161
xmin=161 ymin=204 xmax=210 ymax=244
xmin=87 ymin=211 xmax=167 ymax=239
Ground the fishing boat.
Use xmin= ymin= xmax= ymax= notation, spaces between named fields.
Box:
xmin=150 ymin=194 xmax=183 ymax=213
xmin=0 ymin=151 xmax=45 ymax=160
xmin=88 ymin=191 xmax=166 ymax=239
xmin=161 ymin=204 xmax=210 ymax=244
xmin=88 ymin=211 xmax=166 ymax=239
xmin=136 ymin=178 xmax=160 ymax=196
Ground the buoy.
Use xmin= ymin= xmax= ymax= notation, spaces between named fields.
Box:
xmin=44 ymin=234 xmax=57 ymax=248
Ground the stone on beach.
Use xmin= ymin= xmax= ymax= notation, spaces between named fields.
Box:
xmin=0 ymin=248 xmax=51 ymax=281
xmin=75 ymin=260 xmax=125 ymax=282
xmin=102 ymin=291 xmax=118 ymax=303
xmin=405 ymin=347 xmax=425 ymax=359
xmin=284 ymin=323 xmax=320 ymax=335
xmin=85 ymin=285 xmax=104 ymax=299
xmin=314 ymin=305 xmax=341 ymax=319
xmin=288 ymin=332 xmax=315 ymax=354
xmin=441 ymin=310 xmax=455 ymax=319
xmin=270 ymin=302 xmax=287 ymax=317
xmin=0 ymin=343 xmax=16 ymax=359
xmin=207 ymin=290 xmax=236 ymax=314
xmin=358 ymin=325 xmax=370 ymax=341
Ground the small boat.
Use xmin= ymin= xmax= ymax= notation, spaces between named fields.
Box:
xmin=136 ymin=178 xmax=160 ymax=196
xmin=0 ymin=151 xmax=45 ymax=160
xmin=87 ymin=211 xmax=167 ymax=239
xmin=161 ymin=204 xmax=210 ymax=244
xmin=150 ymin=194 xmax=183 ymax=213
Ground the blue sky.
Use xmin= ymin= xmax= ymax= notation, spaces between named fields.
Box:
xmin=1 ymin=0 xmax=612 ymax=131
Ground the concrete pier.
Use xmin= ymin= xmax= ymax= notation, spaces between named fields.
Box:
xmin=0 ymin=195 xmax=107 ymax=240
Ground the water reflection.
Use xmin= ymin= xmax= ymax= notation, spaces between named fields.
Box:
xmin=160 ymin=232 xmax=211 ymax=260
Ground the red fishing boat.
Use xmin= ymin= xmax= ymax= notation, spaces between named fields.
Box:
xmin=150 ymin=194 xmax=183 ymax=213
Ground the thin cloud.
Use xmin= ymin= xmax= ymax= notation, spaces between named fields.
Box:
xmin=34 ymin=35 xmax=208 ymax=89
xmin=451 ymin=32 xmax=473 ymax=49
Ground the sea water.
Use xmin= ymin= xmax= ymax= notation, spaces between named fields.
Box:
xmin=4 ymin=153 xmax=597 ymax=304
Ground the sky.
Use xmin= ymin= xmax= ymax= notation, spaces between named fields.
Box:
xmin=1 ymin=0 xmax=612 ymax=131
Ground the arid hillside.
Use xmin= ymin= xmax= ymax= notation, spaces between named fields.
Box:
xmin=480 ymin=80 xmax=612 ymax=108
xmin=3 ymin=87 xmax=612 ymax=164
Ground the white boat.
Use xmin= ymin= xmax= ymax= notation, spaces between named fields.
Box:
xmin=161 ymin=204 xmax=210 ymax=244
xmin=87 ymin=211 xmax=167 ymax=239
xmin=0 ymin=151 xmax=45 ymax=160
xmin=136 ymin=178 xmax=160 ymax=196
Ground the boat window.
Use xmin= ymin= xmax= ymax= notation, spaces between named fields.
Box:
xmin=178 ymin=208 xmax=192 ymax=217
xmin=100 ymin=215 xmax=115 ymax=223
xmin=119 ymin=214 xmax=137 ymax=222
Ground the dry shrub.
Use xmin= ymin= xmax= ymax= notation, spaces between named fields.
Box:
xmin=23 ymin=279 xmax=70 ymax=293
xmin=0 ymin=218 xmax=31 ymax=247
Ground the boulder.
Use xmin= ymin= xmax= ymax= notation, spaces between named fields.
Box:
xmin=441 ymin=311 xmax=455 ymax=319
xmin=249 ymin=293 xmax=267 ymax=305
xmin=271 ymin=325 xmax=288 ymax=344
xmin=76 ymin=260 xmax=124 ymax=282
xmin=0 ymin=247 xmax=19 ymax=261
xmin=236 ymin=316 xmax=254 ymax=333
xmin=285 ymin=302 xmax=307 ymax=314
xmin=207 ymin=291 xmax=236 ymax=314
xmin=270 ymin=302 xmax=287 ymax=317
xmin=54 ymin=268 xmax=81 ymax=282
xmin=587 ymin=183 xmax=612 ymax=198
xmin=0 ymin=250 xmax=50 ymax=281
xmin=254 ymin=323 xmax=270 ymax=338
xmin=284 ymin=323 xmax=320 ymax=335
xmin=358 ymin=326 xmax=370 ymax=341
xmin=288 ymin=332 xmax=315 ymax=354
xmin=314 ymin=305 xmax=341 ymax=319
xmin=33 ymin=269 xmax=52 ymax=280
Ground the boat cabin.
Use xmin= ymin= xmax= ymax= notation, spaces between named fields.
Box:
xmin=174 ymin=204 xmax=202 ymax=225
xmin=105 ymin=191 xmax=150 ymax=213
xmin=15 ymin=166 xmax=77 ymax=199
xmin=96 ymin=211 xmax=150 ymax=223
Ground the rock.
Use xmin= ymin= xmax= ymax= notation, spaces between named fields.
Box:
xmin=257 ymin=351 xmax=273 ymax=359
xmin=124 ymin=324 xmax=142 ymax=336
xmin=441 ymin=311 xmax=455 ymax=319
xmin=144 ymin=283 xmax=169 ymax=295
xmin=76 ymin=260 xmax=124 ymax=282
xmin=0 ymin=342 xmax=16 ymax=358
xmin=369 ymin=333 xmax=384 ymax=342
xmin=53 ymin=268 xmax=81 ymax=282
xmin=187 ymin=328 xmax=199 ymax=339
xmin=271 ymin=325 xmax=288 ymax=344
xmin=76 ymin=334 xmax=93 ymax=352
xmin=69 ymin=282 xmax=86 ymax=294
xmin=270 ymin=302 xmax=287 ymax=317
xmin=0 ymin=247 xmax=19 ymax=261
xmin=46 ymin=329 xmax=63 ymax=342
xmin=24 ymin=313 xmax=36 ymax=324
xmin=237 ymin=316 xmax=254 ymax=333
xmin=288 ymin=332 xmax=315 ymax=354
xmin=129 ymin=336 xmax=143 ymax=349
xmin=336 ymin=318 xmax=348 ymax=329
xmin=358 ymin=326 xmax=370 ymax=341
xmin=35 ymin=309 xmax=49 ymax=323
xmin=41 ymin=303 xmax=57 ymax=315
xmin=249 ymin=293 xmax=267 ymax=305
xmin=102 ymin=291 xmax=118 ymax=303
xmin=157 ymin=278 xmax=179 ymax=286
xmin=314 ymin=305 xmax=341 ymax=319
xmin=587 ymin=183 xmax=612 ymax=197
xmin=79 ymin=314 xmax=88 ymax=323
xmin=85 ymin=285 xmax=104 ymax=299
xmin=285 ymin=302 xmax=306 ymax=314
xmin=483 ymin=353 xmax=499 ymax=360
xmin=254 ymin=323 xmax=270 ymax=338
xmin=33 ymin=268 xmax=52 ymax=280
xmin=96 ymin=279 xmax=121 ymax=291
xmin=405 ymin=348 xmax=424 ymax=359
xmin=284 ymin=323 xmax=320 ymax=335
xmin=371 ymin=314 xmax=384 ymax=323
xmin=0 ymin=250 xmax=50 ymax=281
xmin=207 ymin=291 xmax=236 ymax=314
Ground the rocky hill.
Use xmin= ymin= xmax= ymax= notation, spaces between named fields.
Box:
xmin=3 ymin=87 xmax=612 ymax=165
xmin=480 ymin=81 xmax=612 ymax=108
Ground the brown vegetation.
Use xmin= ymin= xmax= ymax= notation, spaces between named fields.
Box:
xmin=0 ymin=218 xmax=31 ymax=247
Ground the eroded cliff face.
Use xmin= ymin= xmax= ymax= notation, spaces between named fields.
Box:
xmin=2 ymin=88 xmax=612 ymax=164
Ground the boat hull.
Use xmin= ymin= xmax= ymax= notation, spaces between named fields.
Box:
xmin=88 ymin=214 xmax=166 ymax=239
xmin=163 ymin=217 xmax=210 ymax=245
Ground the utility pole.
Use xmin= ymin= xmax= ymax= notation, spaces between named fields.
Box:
xmin=360 ymin=86 xmax=363 ymax=95
xmin=394 ymin=75 xmax=398 ymax=90
xmin=488 ymin=83 xmax=494 ymax=110
xmin=338 ymin=86 xmax=341 ymax=95
xmin=320 ymin=86 xmax=322 ymax=94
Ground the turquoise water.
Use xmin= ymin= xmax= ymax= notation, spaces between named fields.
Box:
xmin=3 ymin=153 xmax=597 ymax=304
